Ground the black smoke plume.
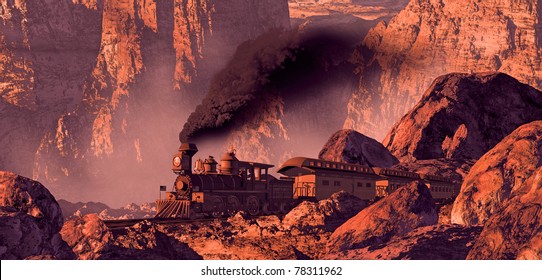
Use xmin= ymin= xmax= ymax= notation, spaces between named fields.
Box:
xmin=179 ymin=26 xmax=359 ymax=143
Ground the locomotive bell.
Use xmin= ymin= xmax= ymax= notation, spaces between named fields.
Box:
xmin=194 ymin=159 xmax=204 ymax=174
xmin=220 ymin=149 xmax=239 ymax=175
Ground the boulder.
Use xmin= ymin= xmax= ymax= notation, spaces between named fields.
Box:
xmin=256 ymin=215 xmax=283 ymax=237
xmin=282 ymin=191 xmax=367 ymax=232
xmin=516 ymin=232 xmax=542 ymax=260
xmin=383 ymin=73 xmax=542 ymax=162
xmin=111 ymin=221 xmax=202 ymax=260
xmin=319 ymin=129 xmax=398 ymax=167
xmin=226 ymin=211 xmax=262 ymax=238
xmin=0 ymin=171 xmax=74 ymax=259
xmin=60 ymin=214 xmax=112 ymax=260
xmin=452 ymin=121 xmax=542 ymax=226
xmin=227 ymin=211 xmax=253 ymax=227
xmin=61 ymin=214 xmax=202 ymax=260
xmin=326 ymin=181 xmax=437 ymax=253
xmin=255 ymin=215 xmax=282 ymax=229
xmin=282 ymin=201 xmax=324 ymax=232
xmin=437 ymin=202 xmax=454 ymax=225
xmin=466 ymin=167 xmax=542 ymax=259
xmin=326 ymin=224 xmax=482 ymax=260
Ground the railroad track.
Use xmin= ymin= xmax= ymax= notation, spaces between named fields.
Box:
xmin=104 ymin=217 xmax=224 ymax=230
xmin=104 ymin=214 xmax=284 ymax=230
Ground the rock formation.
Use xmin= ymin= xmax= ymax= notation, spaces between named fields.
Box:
xmin=30 ymin=0 xmax=290 ymax=206
xmin=60 ymin=214 xmax=112 ymax=260
xmin=168 ymin=215 xmax=326 ymax=259
xmin=345 ymin=0 xmax=542 ymax=141
xmin=516 ymin=232 xmax=542 ymax=260
xmin=437 ymin=202 xmax=454 ymax=225
xmin=0 ymin=171 xmax=74 ymax=259
xmin=282 ymin=191 xmax=367 ymax=232
xmin=373 ymin=72 xmax=542 ymax=183
xmin=110 ymin=220 xmax=202 ymax=260
xmin=452 ymin=121 xmax=542 ymax=226
xmin=384 ymin=73 xmax=542 ymax=163
xmin=326 ymin=181 xmax=437 ymax=253
xmin=0 ymin=0 xmax=103 ymax=176
xmin=326 ymin=224 xmax=482 ymax=260
xmin=392 ymin=159 xmax=475 ymax=183
xmin=465 ymin=166 xmax=542 ymax=260
xmin=61 ymin=214 xmax=202 ymax=260
xmin=319 ymin=129 xmax=398 ymax=167
xmin=152 ymin=191 xmax=365 ymax=259
xmin=289 ymin=0 xmax=409 ymax=21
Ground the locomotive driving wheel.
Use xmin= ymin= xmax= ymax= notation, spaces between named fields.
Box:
xmin=226 ymin=196 xmax=240 ymax=217
xmin=262 ymin=203 xmax=271 ymax=215
xmin=279 ymin=202 xmax=290 ymax=214
xmin=210 ymin=196 xmax=224 ymax=218
xmin=192 ymin=202 xmax=202 ymax=213
xmin=246 ymin=196 xmax=260 ymax=216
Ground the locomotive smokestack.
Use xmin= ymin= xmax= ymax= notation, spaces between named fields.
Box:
xmin=172 ymin=143 xmax=198 ymax=174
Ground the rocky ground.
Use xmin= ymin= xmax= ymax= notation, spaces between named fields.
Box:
xmin=59 ymin=191 xmax=366 ymax=260
xmin=51 ymin=179 xmax=503 ymax=260
xmin=1 ymin=165 xmax=539 ymax=259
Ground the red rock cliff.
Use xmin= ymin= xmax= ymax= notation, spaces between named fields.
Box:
xmin=344 ymin=0 xmax=542 ymax=140
xmin=29 ymin=0 xmax=290 ymax=206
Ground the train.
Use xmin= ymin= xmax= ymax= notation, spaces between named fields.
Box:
xmin=155 ymin=143 xmax=461 ymax=219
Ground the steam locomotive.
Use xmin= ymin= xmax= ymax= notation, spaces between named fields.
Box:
xmin=155 ymin=143 xmax=293 ymax=218
xmin=156 ymin=143 xmax=460 ymax=219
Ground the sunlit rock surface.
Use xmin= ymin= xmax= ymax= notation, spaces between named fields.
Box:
xmin=345 ymin=0 xmax=542 ymax=140
xmin=452 ymin=121 xmax=542 ymax=226
xmin=326 ymin=181 xmax=437 ymax=254
xmin=465 ymin=166 xmax=542 ymax=260
xmin=319 ymin=129 xmax=398 ymax=167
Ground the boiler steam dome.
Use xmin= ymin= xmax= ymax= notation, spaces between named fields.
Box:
xmin=203 ymin=156 xmax=218 ymax=173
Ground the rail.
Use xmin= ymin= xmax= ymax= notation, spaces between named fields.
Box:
xmin=104 ymin=213 xmax=284 ymax=230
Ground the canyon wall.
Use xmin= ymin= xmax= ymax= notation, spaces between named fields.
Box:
xmin=344 ymin=0 xmax=542 ymax=140
xmin=0 ymin=0 xmax=103 ymax=176
xmin=0 ymin=0 xmax=290 ymax=206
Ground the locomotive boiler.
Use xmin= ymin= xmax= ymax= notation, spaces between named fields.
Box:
xmin=155 ymin=143 xmax=293 ymax=219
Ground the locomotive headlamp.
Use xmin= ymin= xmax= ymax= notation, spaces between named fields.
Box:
xmin=173 ymin=156 xmax=181 ymax=167
xmin=175 ymin=179 xmax=188 ymax=191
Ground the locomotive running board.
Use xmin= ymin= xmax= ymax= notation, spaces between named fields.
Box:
xmin=155 ymin=199 xmax=191 ymax=219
